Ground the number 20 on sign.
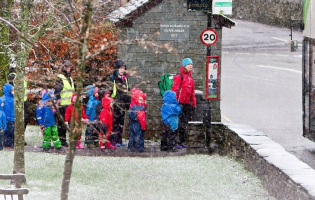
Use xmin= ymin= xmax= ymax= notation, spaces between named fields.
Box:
xmin=200 ymin=29 xmax=218 ymax=46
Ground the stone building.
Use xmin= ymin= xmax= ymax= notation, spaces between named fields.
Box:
xmin=105 ymin=0 xmax=302 ymax=138
xmin=106 ymin=0 xmax=227 ymax=138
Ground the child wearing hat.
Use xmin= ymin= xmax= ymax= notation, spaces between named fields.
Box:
xmin=109 ymin=59 xmax=130 ymax=147
xmin=171 ymin=58 xmax=196 ymax=149
xmin=36 ymin=91 xmax=63 ymax=153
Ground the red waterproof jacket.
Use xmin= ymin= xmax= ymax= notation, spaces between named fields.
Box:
xmin=99 ymin=96 xmax=113 ymax=133
xmin=130 ymin=88 xmax=147 ymax=109
xmin=129 ymin=91 xmax=146 ymax=130
xmin=171 ymin=67 xmax=196 ymax=107
xmin=65 ymin=93 xmax=88 ymax=122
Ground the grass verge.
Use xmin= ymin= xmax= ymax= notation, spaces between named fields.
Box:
xmin=0 ymin=150 xmax=275 ymax=200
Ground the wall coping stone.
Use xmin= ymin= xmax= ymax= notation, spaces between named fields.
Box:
xmin=222 ymin=123 xmax=315 ymax=199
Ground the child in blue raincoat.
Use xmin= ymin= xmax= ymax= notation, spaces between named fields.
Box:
xmin=0 ymin=97 xmax=7 ymax=150
xmin=3 ymin=83 xmax=14 ymax=149
xmin=36 ymin=91 xmax=62 ymax=152
xmin=161 ymin=90 xmax=182 ymax=152
xmin=85 ymin=85 xmax=100 ymax=148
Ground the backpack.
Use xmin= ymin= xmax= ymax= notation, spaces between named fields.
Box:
xmin=158 ymin=73 xmax=183 ymax=97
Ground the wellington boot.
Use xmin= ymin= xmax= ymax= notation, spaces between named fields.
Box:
xmin=76 ymin=141 xmax=84 ymax=149
xmin=105 ymin=142 xmax=117 ymax=149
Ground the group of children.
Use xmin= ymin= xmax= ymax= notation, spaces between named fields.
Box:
xmin=34 ymin=59 xmax=148 ymax=153
xmin=0 ymin=57 xmax=196 ymax=154
xmin=34 ymin=85 xmax=148 ymax=153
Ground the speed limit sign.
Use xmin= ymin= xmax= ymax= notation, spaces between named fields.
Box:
xmin=200 ymin=29 xmax=218 ymax=46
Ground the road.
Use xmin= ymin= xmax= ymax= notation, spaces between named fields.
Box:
xmin=220 ymin=19 xmax=315 ymax=169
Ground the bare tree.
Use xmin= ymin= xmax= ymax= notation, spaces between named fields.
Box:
xmin=60 ymin=2 xmax=92 ymax=199
xmin=0 ymin=0 xmax=151 ymax=198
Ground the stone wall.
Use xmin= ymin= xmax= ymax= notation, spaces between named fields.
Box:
xmin=232 ymin=0 xmax=303 ymax=28
xmin=211 ymin=123 xmax=315 ymax=200
xmin=118 ymin=0 xmax=222 ymax=138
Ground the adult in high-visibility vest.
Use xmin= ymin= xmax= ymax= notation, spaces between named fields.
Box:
xmin=54 ymin=60 xmax=75 ymax=147
xmin=109 ymin=59 xmax=131 ymax=147
xmin=8 ymin=64 xmax=29 ymax=146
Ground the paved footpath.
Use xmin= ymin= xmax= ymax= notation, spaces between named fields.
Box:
xmin=24 ymin=141 xmax=190 ymax=157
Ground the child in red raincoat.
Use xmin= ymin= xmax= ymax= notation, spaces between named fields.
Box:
xmin=65 ymin=93 xmax=89 ymax=148
xmin=128 ymin=88 xmax=146 ymax=152
xmin=99 ymin=94 xmax=117 ymax=150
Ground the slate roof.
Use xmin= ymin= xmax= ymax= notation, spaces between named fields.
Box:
xmin=106 ymin=0 xmax=163 ymax=27
xmin=106 ymin=0 xmax=236 ymax=29
xmin=212 ymin=14 xmax=237 ymax=28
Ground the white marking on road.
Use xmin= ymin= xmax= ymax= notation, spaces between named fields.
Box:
xmin=272 ymin=37 xmax=288 ymax=42
xmin=294 ymin=55 xmax=302 ymax=58
xmin=256 ymin=53 xmax=270 ymax=56
xmin=223 ymin=52 xmax=301 ymax=58
xmin=235 ymin=53 xmax=250 ymax=55
xmin=222 ymin=115 xmax=233 ymax=123
xmin=275 ymin=54 xmax=289 ymax=57
xmin=272 ymin=36 xmax=302 ymax=47
xmin=256 ymin=65 xmax=301 ymax=73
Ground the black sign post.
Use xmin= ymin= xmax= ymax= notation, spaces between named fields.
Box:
xmin=207 ymin=0 xmax=212 ymax=56
xmin=204 ymin=0 xmax=213 ymax=149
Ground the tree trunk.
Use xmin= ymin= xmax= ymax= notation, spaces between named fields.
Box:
xmin=60 ymin=2 xmax=92 ymax=200
xmin=13 ymin=0 xmax=33 ymax=178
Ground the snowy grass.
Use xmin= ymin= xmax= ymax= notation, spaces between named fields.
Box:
xmin=0 ymin=126 xmax=275 ymax=199
xmin=0 ymin=152 xmax=275 ymax=200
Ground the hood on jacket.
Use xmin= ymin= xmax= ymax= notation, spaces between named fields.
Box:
xmin=71 ymin=93 xmax=77 ymax=104
xmin=3 ymin=83 xmax=13 ymax=98
xmin=130 ymin=88 xmax=147 ymax=108
xmin=163 ymin=91 xmax=178 ymax=104
xmin=42 ymin=91 xmax=56 ymax=101
xmin=131 ymin=88 xmax=142 ymax=102
xmin=180 ymin=66 xmax=192 ymax=76
xmin=103 ymin=90 xmax=111 ymax=98
xmin=41 ymin=89 xmax=54 ymax=98
xmin=0 ymin=97 xmax=5 ymax=110
xmin=102 ymin=96 xmax=113 ymax=109
xmin=86 ymin=85 xmax=97 ymax=98
xmin=134 ymin=92 xmax=146 ymax=106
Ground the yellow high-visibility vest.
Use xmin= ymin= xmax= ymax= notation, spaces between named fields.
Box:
xmin=111 ymin=78 xmax=129 ymax=98
xmin=8 ymin=72 xmax=28 ymax=101
xmin=57 ymin=74 xmax=75 ymax=106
